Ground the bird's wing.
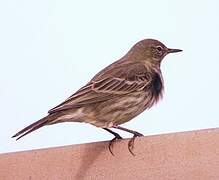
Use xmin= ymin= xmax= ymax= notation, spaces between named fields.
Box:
xmin=48 ymin=62 xmax=152 ymax=114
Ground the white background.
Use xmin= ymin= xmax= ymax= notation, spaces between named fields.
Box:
xmin=0 ymin=0 xmax=218 ymax=153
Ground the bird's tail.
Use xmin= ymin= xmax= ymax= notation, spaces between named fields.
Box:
xmin=12 ymin=114 xmax=59 ymax=140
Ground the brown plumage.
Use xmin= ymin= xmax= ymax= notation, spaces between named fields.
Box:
xmin=12 ymin=39 xmax=182 ymax=155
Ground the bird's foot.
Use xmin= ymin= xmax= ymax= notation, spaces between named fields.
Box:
xmin=108 ymin=135 xmax=123 ymax=156
xmin=128 ymin=132 xmax=144 ymax=156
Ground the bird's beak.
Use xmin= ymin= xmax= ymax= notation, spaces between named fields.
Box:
xmin=167 ymin=48 xmax=183 ymax=54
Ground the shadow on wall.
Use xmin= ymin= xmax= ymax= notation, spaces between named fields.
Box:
xmin=73 ymin=141 xmax=107 ymax=180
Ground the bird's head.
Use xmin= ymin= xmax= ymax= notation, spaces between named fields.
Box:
xmin=130 ymin=39 xmax=182 ymax=65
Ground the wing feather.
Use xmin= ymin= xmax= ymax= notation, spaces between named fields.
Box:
xmin=48 ymin=62 xmax=152 ymax=114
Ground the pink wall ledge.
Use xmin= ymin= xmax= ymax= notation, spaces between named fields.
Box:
xmin=0 ymin=128 xmax=218 ymax=180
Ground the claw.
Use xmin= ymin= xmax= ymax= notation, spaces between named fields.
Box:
xmin=108 ymin=137 xmax=117 ymax=156
xmin=128 ymin=136 xmax=136 ymax=156
xmin=103 ymin=128 xmax=123 ymax=156
xmin=108 ymin=126 xmax=144 ymax=156
xmin=108 ymin=136 xmax=122 ymax=156
xmin=128 ymin=133 xmax=143 ymax=156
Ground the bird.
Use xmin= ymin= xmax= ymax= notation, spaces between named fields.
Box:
xmin=12 ymin=39 xmax=182 ymax=155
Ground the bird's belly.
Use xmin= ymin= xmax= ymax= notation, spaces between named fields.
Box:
xmin=83 ymin=92 xmax=147 ymax=128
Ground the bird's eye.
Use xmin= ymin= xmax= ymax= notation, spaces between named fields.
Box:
xmin=156 ymin=46 xmax=163 ymax=52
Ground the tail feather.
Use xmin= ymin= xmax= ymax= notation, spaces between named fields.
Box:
xmin=12 ymin=114 xmax=56 ymax=140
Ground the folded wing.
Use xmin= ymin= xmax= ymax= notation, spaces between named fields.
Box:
xmin=48 ymin=62 xmax=152 ymax=114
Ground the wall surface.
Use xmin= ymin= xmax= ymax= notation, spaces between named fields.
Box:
xmin=0 ymin=128 xmax=218 ymax=180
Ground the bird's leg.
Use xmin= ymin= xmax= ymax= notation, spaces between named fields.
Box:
xmin=113 ymin=126 xmax=143 ymax=156
xmin=103 ymin=128 xmax=123 ymax=156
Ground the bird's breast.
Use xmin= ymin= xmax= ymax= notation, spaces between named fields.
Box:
xmin=143 ymin=72 xmax=163 ymax=109
xmin=151 ymin=73 xmax=163 ymax=97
